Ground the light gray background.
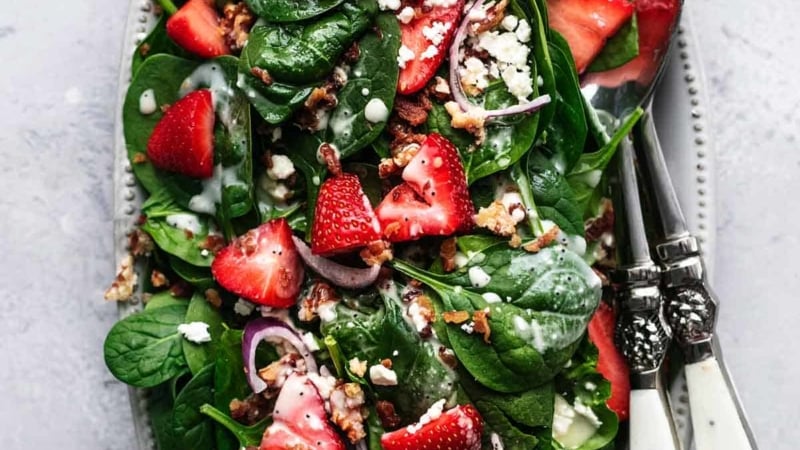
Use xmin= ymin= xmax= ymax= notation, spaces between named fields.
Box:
xmin=0 ymin=0 xmax=794 ymax=448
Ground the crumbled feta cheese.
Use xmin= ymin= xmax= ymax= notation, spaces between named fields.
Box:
xmin=302 ymin=332 xmax=320 ymax=352
xmin=500 ymin=191 xmax=526 ymax=223
xmin=501 ymin=66 xmax=534 ymax=102
xmin=369 ymin=364 xmax=398 ymax=386
xmin=397 ymin=45 xmax=415 ymax=69
xmin=476 ymin=31 xmax=530 ymax=68
xmin=488 ymin=61 xmax=500 ymax=78
xmin=468 ymin=266 xmax=492 ymax=288
xmin=397 ymin=6 xmax=415 ymax=24
xmin=260 ymin=176 xmax=292 ymax=201
xmin=515 ymin=19 xmax=532 ymax=43
xmin=378 ymin=0 xmax=400 ymax=11
xmin=267 ymin=154 xmax=296 ymax=180
xmin=460 ymin=57 xmax=490 ymax=91
xmin=364 ymin=98 xmax=389 ymax=123
xmin=139 ymin=89 xmax=157 ymax=115
xmin=233 ymin=298 xmax=256 ymax=316
xmin=501 ymin=15 xmax=519 ymax=32
xmin=424 ymin=0 xmax=458 ymax=7
xmin=271 ymin=127 xmax=282 ymax=142
xmin=348 ymin=357 xmax=367 ymax=377
xmin=467 ymin=5 xmax=487 ymax=21
xmin=407 ymin=399 xmax=447 ymax=434
xmin=461 ymin=321 xmax=475 ymax=334
xmin=433 ymin=76 xmax=451 ymax=95
xmin=178 ymin=322 xmax=211 ymax=343
xmin=407 ymin=301 xmax=430 ymax=333
xmin=422 ymin=21 xmax=451 ymax=46
xmin=420 ymin=44 xmax=439 ymax=60
xmin=552 ymin=395 xmax=602 ymax=448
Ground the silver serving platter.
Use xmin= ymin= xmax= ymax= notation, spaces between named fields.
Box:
xmin=112 ymin=2 xmax=715 ymax=448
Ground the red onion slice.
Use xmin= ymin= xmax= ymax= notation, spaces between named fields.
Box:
xmin=242 ymin=317 xmax=318 ymax=394
xmin=292 ymin=236 xmax=381 ymax=289
xmin=448 ymin=0 xmax=552 ymax=119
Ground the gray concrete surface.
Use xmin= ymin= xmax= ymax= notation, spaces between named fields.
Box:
xmin=0 ymin=0 xmax=794 ymax=448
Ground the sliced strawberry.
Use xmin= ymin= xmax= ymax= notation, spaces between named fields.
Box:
xmin=375 ymin=134 xmax=474 ymax=242
xmin=397 ymin=0 xmax=464 ymax=95
xmin=311 ymin=174 xmax=382 ymax=255
xmin=381 ymin=404 xmax=483 ymax=450
xmin=260 ymin=373 xmax=345 ymax=450
xmin=166 ymin=0 xmax=230 ymax=59
xmin=211 ymin=219 xmax=303 ymax=308
xmin=588 ymin=302 xmax=631 ymax=421
xmin=547 ymin=0 xmax=635 ymax=73
xmin=146 ymin=89 xmax=215 ymax=178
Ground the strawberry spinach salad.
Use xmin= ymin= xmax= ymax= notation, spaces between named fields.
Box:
xmin=104 ymin=0 xmax=649 ymax=448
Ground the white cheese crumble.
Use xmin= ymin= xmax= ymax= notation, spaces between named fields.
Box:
xmin=178 ymin=322 xmax=211 ymax=343
xmin=461 ymin=321 xmax=475 ymax=334
xmin=501 ymin=15 xmax=519 ymax=32
xmin=500 ymin=191 xmax=526 ymax=223
xmin=139 ymin=89 xmax=157 ymax=115
xmin=397 ymin=6 xmax=415 ymax=24
xmin=460 ymin=57 xmax=490 ymax=91
xmin=364 ymin=98 xmax=390 ymax=123
xmin=501 ymin=66 xmax=534 ymax=103
xmin=407 ymin=399 xmax=446 ymax=434
xmin=266 ymin=154 xmax=296 ymax=180
xmin=348 ymin=357 xmax=367 ymax=377
xmin=378 ymin=0 xmax=401 ymax=11
xmin=407 ymin=302 xmax=430 ymax=333
xmin=369 ymin=364 xmax=398 ymax=386
xmin=422 ymin=21 xmax=450 ymax=46
xmin=515 ymin=19 xmax=532 ymax=43
xmin=468 ymin=266 xmax=492 ymax=288
xmin=469 ymin=18 xmax=535 ymax=102
xmin=423 ymin=0 xmax=458 ymax=7
xmin=420 ymin=44 xmax=439 ymax=60
xmin=233 ymin=298 xmax=256 ymax=316
xmin=397 ymin=45 xmax=415 ymax=69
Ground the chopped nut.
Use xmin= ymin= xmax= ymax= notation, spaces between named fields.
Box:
xmin=376 ymin=400 xmax=403 ymax=430
xmin=394 ymin=92 xmax=433 ymax=126
xmin=342 ymin=42 xmax=360 ymax=64
xmin=132 ymin=153 xmax=148 ymax=164
xmin=475 ymin=200 xmax=518 ymax=237
xmin=160 ymin=103 xmax=170 ymax=113
xmin=523 ymin=225 xmax=560 ymax=253
xmin=250 ymin=67 xmax=273 ymax=86
xmin=330 ymin=383 xmax=367 ymax=443
xmin=204 ymin=288 xmax=222 ymax=308
xmin=169 ymin=280 xmax=192 ymax=298
xmin=298 ymin=281 xmax=339 ymax=322
xmin=230 ymin=394 xmax=272 ymax=425
xmin=150 ymin=269 xmax=169 ymax=288
xmin=444 ymin=101 xmax=486 ymax=141
xmin=509 ymin=233 xmax=522 ymax=248
xmin=104 ymin=254 xmax=137 ymax=302
xmin=138 ymin=43 xmax=151 ymax=57
xmin=200 ymin=234 xmax=226 ymax=254
xmin=319 ymin=142 xmax=342 ymax=177
xmin=380 ymin=358 xmax=393 ymax=369
xmin=440 ymin=237 xmax=458 ymax=272
xmin=360 ymin=239 xmax=393 ymax=266
xmin=443 ymin=310 xmax=470 ymax=324
xmin=472 ymin=0 xmax=509 ymax=34
xmin=472 ymin=309 xmax=491 ymax=343
xmin=378 ymin=157 xmax=400 ymax=178
xmin=585 ymin=199 xmax=614 ymax=242
xmin=348 ymin=358 xmax=367 ymax=378
xmin=258 ymin=353 xmax=304 ymax=393
xmin=438 ymin=346 xmax=458 ymax=368
xmin=129 ymin=228 xmax=154 ymax=256
xmin=221 ymin=2 xmax=255 ymax=52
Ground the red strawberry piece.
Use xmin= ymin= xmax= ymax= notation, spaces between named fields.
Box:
xmin=211 ymin=219 xmax=304 ymax=308
xmin=260 ymin=373 xmax=345 ymax=450
xmin=375 ymin=134 xmax=474 ymax=242
xmin=146 ymin=89 xmax=215 ymax=178
xmin=588 ymin=302 xmax=631 ymax=421
xmin=547 ymin=0 xmax=635 ymax=73
xmin=166 ymin=0 xmax=230 ymax=59
xmin=397 ymin=0 xmax=464 ymax=95
xmin=311 ymin=174 xmax=382 ymax=255
xmin=380 ymin=404 xmax=483 ymax=450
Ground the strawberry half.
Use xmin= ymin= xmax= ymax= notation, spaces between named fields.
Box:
xmin=260 ymin=373 xmax=345 ymax=450
xmin=380 ymin=404 xmax=483 ymax=450
xmin=547 ymin=0 xmax=635 ymax=73
xmin=311 ymin=174 xmax=382 ymax=255
xmin=166 ymin=0 xmax=230 ymax=59
xmin=375 ymin=134 xmax=474 ymax=242
xmin=588 ymin=302 xmax=631 ymax=421
xmin=397 ymin=0 xmax=464 ymax=95
xmin=211 ymin=219 xmax=304 ymax=308
xmin=146 ymin=89 xmax=215 ymax=178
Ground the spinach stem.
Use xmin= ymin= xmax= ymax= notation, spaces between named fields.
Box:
xmin=511 ymin=161 xmax=545 ymax=236
xmin=199 ymin=404 xmax=264 ymax=447
xmin=155 ymin=0 xmax=178 ymax=15
xmin=324 ymin=335 xmax=345 ymax=378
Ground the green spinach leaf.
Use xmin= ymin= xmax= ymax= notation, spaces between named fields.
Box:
xmin=280 ymin=128 xmax=327 ymax=229
xmin=588 ymin=15 xmax=640 ymax=73
xmin=245 ymin=0 xmax=345 ymax=22
xmin=145 ymin=290 xmax=190 ymax=311
xmin=147 ymin=383 xmax=180 ymax=450
xmin=172 ymin=363 xmax=216 ymax=450
xmin=132 ymin=15 xmax=194 ymax=76
xmin=182 ymin=292 xmax=225 ymax=375
xmin=104 ymin=304 xmax=189 ymax=388
xmin=525 ymin=152 xmax=584 ymax=236
xmin=201 ymin=404 xmax=269 ymax=448
xmin=169 ymin=255 xmax=215 ymax=289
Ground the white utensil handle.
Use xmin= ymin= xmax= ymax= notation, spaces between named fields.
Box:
xmin=686 ymin=357 xmax=753 ymax=450
xmin=630 ymin=389 xmax=680 ymax=450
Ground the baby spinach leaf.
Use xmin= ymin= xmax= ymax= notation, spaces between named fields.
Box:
xmin=172 ymin=363 xmax=216 ymax=450
xmin=524 ymin=0 xmax=556 ymax=133
xmin=524 ymin=152 xmax=584 ymax=236
xmin=145 ymin=290 xmax=190 ymax=311
xmin=280 ymin=128 xmax=327 ymax=229
xmin=123 ymin=55 xmax=254 ymax=227
xmin=567 ymin=108 xmax=643 ymax=215
xmin=245 ymin=0 xmax=345 ymax=22
xmin=541 ymin=33 xmax=587 ymax=174
xmin=392 ymin=241 xmax=601 ymax=393
xmin=588 ymin=15 xmax=640 ymax=73
xmin=131 ymin=15 xmax=194 ymax=76
xmin=169 ymin=255 xmax=215 ymax=289
xmin=212 ymin=329 xmax=257 ymax=450
xmin=322 ymin=13 xmax=400 ymax=158
xmin=140 ymin=187 xmax=218 ymax=267
xmin=182 ymin=292 xmax=225 ymax=375
xmin=201 ymin=404 xmax=269 ymax=448
xmin=477 ymin=401 xmax=540 ymax=449
xmin=104 ymin=304 xmax=190 ymax=388
xmin=147 ymin=383 xmax=180 ymax=450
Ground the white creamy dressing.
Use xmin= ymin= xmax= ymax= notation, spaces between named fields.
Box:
xmin=165 ymin=213 xmax=203 ymax=235
xmin=552 ymin=394 xmax=601 ymax=449
xmin=138 ymin=89 xmax=157 ymax=115
xmin=364 ymin=98 xmax=389 ymax=123
xmin=189 ymin=164 xmax=224 ymax=215
xmin=329 ymin=108 xmax=357 ymax=139
xmin=468 ymin=266 xmax=492 ymax=288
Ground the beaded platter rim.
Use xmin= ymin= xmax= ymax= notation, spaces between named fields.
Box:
xmin=112 ymin=2 xmax=714 ymax=448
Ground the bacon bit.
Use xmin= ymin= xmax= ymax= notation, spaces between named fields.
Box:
xmin=394 ymin=92 xmax=433 ymax=126
xmin=204 ymin=288 xmax=223 ymax=308
xmin=150 ymin=269 xmax=169 ymax=288
xmin=440 ymin=237 xmax=458 ymax=272
xmin=444 ymin=101 xmax=486 ymax=141
xmin=221 ymin=2 xmax=255 ymax=52
xmin=298 ymin=281 xmax=339 ymax=322
xmin=169 ymin=279 xmax=192 ymax=298
xmin=376 ymin=400 xmax=403 ymax=430
xmin=360 ymin=239 xmax=393 ymax=266
xmin=129 ymin=228 xmax=154 ymax=256
xmin=523 ymin=225 xmax=561 ymax=253
xmin=250 ymin=67 xmax=273 ymax=86
xmin=104 ymin=254 xmax=137 ymax=302
xmin=132 ymin=153 xmax=148 ymax=164
xmin=443 ymin=310 xmax=470 ymax=324
xmin=472 ymin=309 xmax=491 ymax=343
xmin=475 ymin=200 xmax=517 ymax=237
xmin=380 ymin=359 xmax=393 ymax=369
xmin=319 ymin=143 xmax=342 ymax=177
xmin=438 ymin=346 xmax=458 ymax=368
xmin=200 ymin=234 xmax=226 ymax=254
